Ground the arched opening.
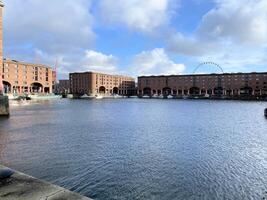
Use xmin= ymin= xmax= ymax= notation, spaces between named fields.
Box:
xmin=240 ymin=87 xmax=253 ymax=96
xmin=44 ymin=87 xmax=50 ymax=93
xmin=152 ymin=90 xmax=157 ymax=95
xmin=226 ymin=89 xmax=232 ymax=96
xmin=113 ymin=87 xmax=119 ymax=95
xmin=201 ymin=89 xmax=206 ymax=95
xmin=31 ymin=82 xmax=43 ymax=93
xmin=3 ymin=81 xmax=11 ymax=94
xmin=207 ymin=89 xmax=213 ymax=95
xmin=189 ymin=87 xmax=200 ymax=95
xmin=262 ymin=89 xmax=267 ymax=96
xmin=163 ymin=87 xmax=171 ymax=96
xmin=143 ymin=87 xmax=152 ymax=96
xmin=214 ymin=87 xmax=223 ymax=96
xmin=233 ymin=89 xmax=239 ymax=96
xmin=173 ymin=90 xmax=177 ymax=95
xmin=99 ymin=86 xmax=106 ymax=94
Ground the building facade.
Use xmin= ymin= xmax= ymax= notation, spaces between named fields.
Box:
xmin=70 ymin=72 xmax=136 ymax=96
xmin=54 ymin=79 xmax=70 ymax=94
xmin=0 ymin=1 xmax=4 ymax=94
xmin=2 ymin=59 xmax=54 ymax=94
xmin=138 ymin=73 xmax=267 ymax=98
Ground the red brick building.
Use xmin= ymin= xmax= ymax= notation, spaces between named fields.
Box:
xmin=138 ymin=72 xmax=267 ymax=98
xmin=70 ymin=72 xmax=136 ymax=96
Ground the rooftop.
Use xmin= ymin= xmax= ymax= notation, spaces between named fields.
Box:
xmin=3 ymin=58 xmax=52 ymax=69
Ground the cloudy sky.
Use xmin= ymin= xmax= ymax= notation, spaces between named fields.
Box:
xmin=3 ymin=0 xmax=267 ymax=78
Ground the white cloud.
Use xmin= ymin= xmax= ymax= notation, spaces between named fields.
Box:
xmin=43 ymin=50 xmax=119 ymax=78
xmin=3 ymin=0 xmax=96 ymax=78
xmin=4 ymin=0 xmax=95 ymax=53
xmin=80 ymin=50 xmax=118 ymax=74
xmin=130 ymin=48 xmax=185 ymax=76
xmin=167 ymin=32 xmax=218 ymax=56
xmin=166 ymin=0 xmax=267 ymax=71
xmin=98 ymin=0 xmax=177 ymax=33
xmin=198 ymin=0 xmax=267 ymax=45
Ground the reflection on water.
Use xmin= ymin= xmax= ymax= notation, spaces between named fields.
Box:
xmin=0 ymin=99 xmax=267 ymax=200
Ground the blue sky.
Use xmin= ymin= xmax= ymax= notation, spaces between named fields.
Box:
xmin=3 ymin=0 xmax=267 ymax=79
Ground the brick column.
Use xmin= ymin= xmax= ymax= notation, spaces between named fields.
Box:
xmin=0 ymin=2 xmax=4 ymax=95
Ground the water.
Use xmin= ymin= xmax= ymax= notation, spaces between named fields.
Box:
xmin=0 ymin=99 xmax=267 ymax=200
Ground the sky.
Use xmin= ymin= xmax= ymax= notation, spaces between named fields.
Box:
xmin=3 ymin=0 xmax=267 ymax=79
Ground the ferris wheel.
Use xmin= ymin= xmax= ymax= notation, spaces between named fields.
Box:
xmin=193 ymin=62 xmax=224 ymax=74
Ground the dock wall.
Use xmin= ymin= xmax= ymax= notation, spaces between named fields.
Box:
xmin=0 ymin=95 xmax=9 ymax=116
xmin=0 ymin=165 xmax=93 ymax=200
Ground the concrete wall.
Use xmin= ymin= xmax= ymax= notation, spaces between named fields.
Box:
xmin=0 ymin=95 xmax=9 ymax=116
xmin=0 ymin=165 xmax=93 ymax=200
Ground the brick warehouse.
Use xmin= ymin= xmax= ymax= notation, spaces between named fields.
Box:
xmin=138 ymin=72 xmax=267 ymax=99
xmin=70 ymin=72 xmax=136 ymax=96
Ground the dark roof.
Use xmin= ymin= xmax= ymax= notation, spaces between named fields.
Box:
xmin=138 ymin=72 xmax=267 ymax=78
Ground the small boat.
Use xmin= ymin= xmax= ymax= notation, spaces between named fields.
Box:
xmin=158 ymin=94 xmax=164 ymax=99
xmin=80 ymin=94 xmax=95 ymax=99
xmin=29 ymin=94 xmax=62 ymax=100
xmin=67 ymin=94 xmax=74 ymax=99
xmin=167 ymin=95 xmax=173 ymax=99
xmin=95 ymin=95 xmax=104 ymax=99
xmin=128 ymin=96 xmax=138 ymax=98
xmin=265 ymin=108 xmax=267 ymax=118
xmin=142 ymin=95 xmax=150 ymax=98
xmin=113 ymin=94 xmax=123 ymax=99
xmin=6 ymin=94 xmax=20 ymax=100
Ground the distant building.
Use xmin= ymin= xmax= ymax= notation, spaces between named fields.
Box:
xmin=70 ymin=72 xmax=136 ymax=96
xmin=138 ymin=72 xmax=267 ymax=98
xmin=54 ymin=79 xmax=70 ymax=94
xmin=2 ymin=59 xmax=54 ymax=94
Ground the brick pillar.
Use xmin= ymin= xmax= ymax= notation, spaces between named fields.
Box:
xmin=0 ymin=2 xmax=4 ymax=95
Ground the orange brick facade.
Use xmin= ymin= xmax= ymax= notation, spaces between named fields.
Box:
xmin=138 ymin=73 xmax=267 ymax=98
xmin=70 ymin=72 xmax=136 ymax=96
xmin=2 ymin=59 xmax=54 ymax=94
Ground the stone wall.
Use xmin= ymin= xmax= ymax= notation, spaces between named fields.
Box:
xmin=0 ymin=96 xmax=9 ymax=116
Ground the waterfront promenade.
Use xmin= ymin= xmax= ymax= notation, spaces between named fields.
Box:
xmin=0 ymin=165 xmax=92 ymax=200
